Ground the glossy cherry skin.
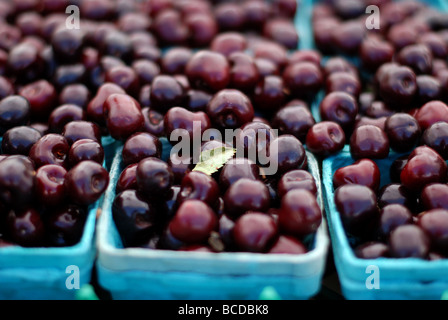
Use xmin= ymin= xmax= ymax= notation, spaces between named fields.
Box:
xmin=277 ymin=169 xmax=317 ymax=199
xmin=233 ymin=212 xmax=278 ymax=253
xmin=136 ymin=157 xmax=174 ymax=201
xmin=68 ymin=139 xmax=104 ymax=167
xmin=416 ymin=75 xmax=442 ymax=105
xmin=389 ymin=225 xmax=430 ymax=259
xmin=176 ymin=171 xmax=220 ymax=208
xmin=104 ymin=93 xmax=144 ymax=141
xmin=168 ymin=199 xmax=218 ymax=244
xmin=210 ymin=32 xmax=246 ymax=57
xmin=214 ymin=2 xmax=245 ymax=31
xmin=0 ymin=155 xmax=35 ymax=208
xmin=350 ymin=125 xmax=390 ymax=160
xmin=397 ymin=44 xmax=433 ymax=75
xmin=0 ymin=95 xmax=30 ymax=135
xmin=116 ymin=163 xmax=138 ymax=194
xmin=334 ymin=184 xmax=379 ymax=239
xmin=420 ymin=183 xmax=448 ymax=211
xmin=319 ymin=91 xmax=358 ymax=134
xmin=65 ymin=160 xmax=109 ymax=206
xmin=377 ymin=204 xmax=413 ymax=240
xmin=163 ymin=106 xmax=211 ymax=140
xmin=18 ymin=79 xmax=57 ymax=120
xmin=272 ymin=104 xmax=315 ymax=143
xmin=206 ymin=89 xmax=254 ymax=130
xmin=29 ymin=134 xmax=70 ymax=168
xmin=268 ymin=134 xmax=307 ymax=176
xmin=48 ymin=104 xmax=84 ymax=134
xmin=86 ymin=83 xmax=126 ymax=128
xmin=422 ymin=121 xmax=448 ymax=159
xmin=268 ymin=235 xmax=307 ymax=254
xmin=62 ymin=120 xmax=102 ymax=146
xmin=325 ymin=71 xmax=361 ymax=98
xmin=112 ymin=189 xmax=158 ymax=247
xmin=378 ymin=65 xmax=417 ymax=109
xmin=354 ymin=242 xmax=390 ymax=259
xmin=415 ymin=101 xmax=448 ymax=131
xmin=224 ymin=178 xmax=270 ymax=219
xmin=333 ymin=159 xmax=381 ymax=193
xmin=263 ymin=18 xmax=298 ymax=49
xmin=122 ymin=132 xmax=162 ymax=167
xmin=45 ymin=204 xmax=87 ymax=247
xmin=400 ymin=146 xmax=447 ymax=193
xmin=278 ymin=189 xmax=322 ymax=238
xmin=384 ymin=113 xmax=421 ymax=153
xmin=390 ymin=155 xmax=409 ymax=183
xmin=34 ymin=164 xmax=67 ymax=207
xmin=378 ymin=183 xmax=417 ymax=211
xmin=161 ymin=47 xmax=193 ymax=74
xmin=282 ymin=62 xmax=323 ymax=100
xmin=185 ymin=50 xmax=230 ymax=92
xmin=360 ymin=36 xmax=395 ymax=72
xmin=305 ymin=121 xmax=346 ymax=157
xmin=417 ymin=209 xmax=448 ymax=255
xmin=1 ymin=126 xmax=42 ymax=156
xmin=6 ymin=208 xmax=45 ymax=247
xmin=104 ymin=65 xmax=140 ymax=97
xmin=235 ymin=121 xmax=276 ymax=160
xmin=219 ymin=158 xmax=260 ymax=192
xmin=150 ymin=75 xmax=186 ymax=113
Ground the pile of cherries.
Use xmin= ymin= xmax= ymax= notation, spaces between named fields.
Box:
xmin=312 ymin=0 xmax=448 ymax=260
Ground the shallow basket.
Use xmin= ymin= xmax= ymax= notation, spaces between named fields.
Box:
xmin=0 ymin=199 xmax=99 ymax=300
xmin=322 ymin=147 xmax=448 ymax=300
xmin=96 ymin=144 xmax=330 ymax=300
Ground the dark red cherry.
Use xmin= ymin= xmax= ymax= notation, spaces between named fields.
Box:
xmin=272 ymin=104 xmax=315 ymax=143
xmin=378 ymin=183 xmax=417 ymax=211
xmin=377 ymin=204 xmax=413 ymax=240
xmin=233 ymin=212 xmax=278 ymax=253
xmin=136 ymin=157 xmax=174 ymax=201
xmin=417 ymin=209 xmax=448 ymax=255
xmin=305 ymin=121 xmax=346 ymax=157
xmin=277 ymin=170 xmax=317 ymax=199
xmin=6 ymin=208 xmax=45 ymax=247
xmin=354 ymin=242 xmax=389 ymax=259
xmin=333 ymin=159 xmax=381 ymax=193
xmin=350 ymin=125 xmax=390 ymax=160
xmin=268 ymin=134 xmax=307 ymax=176
xmin=1 ymin=126 xmax=42 ymax=156
xmin=68 ymin=139 xmax=104 ymax=167
xmin=389 ymin=225 xmax=430 ymax=259
xmin=420 ymin=183 xmax=448 ymax=211
xmin=34 ymin=164 xmax=67 ymax=207
xmin=384 ymin=113 xmax=421 ymax=153
xmin=268 ymin=235 xmax=307 ymax=254
xmin=29 ymin=133 xmax=70 ymax=168
xmin=219 ymin=158 xmax=260 ymax=192
xmin=282 ymin=62 xmax=323 ymax=100
xmin=416 ymin=101 xmax=448 ymax=132
xmin=116 ymin=163 xmax=138 ymax=194
xmin=422 ymin=121 xmax=448 ymax=159
xmin=62 ymin=120 xmax=102 ymax=146
xmin=177 ymin=171 xmax=220 ymax=208
xmin=48 ymin=104 xmax=84 ymax=134
xmin=319 ymin=91 xmax=358 ymax=134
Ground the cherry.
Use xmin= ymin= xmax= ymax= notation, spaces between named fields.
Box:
xmin=420 ymin=183 xmax=448 ymax=211
xmin=6 ymin=208 xmax=45 ymax=247
xmin=224 ymin=178 xmax=270 ymax=219
xmin=417 ymin=208 xmax=448 ymax=255
xmin=164 ymin=106 xmax=211 ymax=140
xmin=150 ymin=75 xmax=186 ymax=113
xmin=278 ymin=189 xmax=322 ymax=238
xmin=51 ymin=27 xmax=84 ymax=63
xmin=277 ymin=170 xmax=317 ymax=199
xmin=45 ymin=204 xmax=87 ymax=247
xmin=360 ymin=36 xmax=395 ymax=72
xmin=62 ymin=120 xmax=102 ymax=146
xmin=18 ymin=79 xmax=57 ymax=120
xmin=116 ymin=163 xmax=138 ymax=194
xmin=384 ymin=113 xmax=421 ymax=153
xmin=141 ymin=107 xmax=165 ymax=137
xmin=282 ymin=62 xmax=323 ymax=100
xmin=29 ymin=133 xmax=70 ymax=168
xmin=65 ymin=160 xmax=109 ymax=205
xmin=185 ymin=50 xmax=230 ymax=92
xmin=378 ymin=65 xmax=417 ymax=109
xmin=325 ymin=72 xmax=361 ymax=98
xmin=168 ymin=200 xmax=217 ymax=244
xmin=378 ymin=183 xmax=417 ymax=211
xmin=104 ymin=93 xmax=144 ymax=141
xmin=34 ymin=164 xmax=67 ymax=207
xmin=319 ymin=91 xmax=358 ymax=133
xmin=305 ymin=121 xmax=346 ymax=157
xmin=334 ymin=184 xmax=379 ymax=238
xmin=112 ymin=189 xmax=158 ymax=247
xmin=354 ymin=241 xmax=389 ymax=259
xmin=86 ymin=83 xmax=126 ymax=128
xmin=422 ymin=121 xmax=448 ymax=159
xmin=333 ymin=159 xmax=381 ymax=192
xmin=121 ymin=132 xmax=162 ymax=167
xmin=233 ymin=212 xmax=278 ymax=253
xmin=235 ymin=121 xmax=276 ymax=160
xmin=389 ymin=225 xmax=430 ymax=259
xmin=214 ymin=2 xmax=245 ymax=31
xmin=272 ymin=104 xmax=315 ymax=143
xmin=104 ymin=65 xmax=140 ymax=97
xmin=210 ymin=32 xmax=246 ymax=57
xmin=206 ymin=89 xmax=254 ymax=130
xmin=416 ymin=75 xmax=442 ymax=105
xmin=219 ymin=158 xmax=260 ymax=192
xmin=269 ymin=134 xmax=307 ymax=176
xmin=48 ymin=104 xmax=84 ymax=134
xmin=377 ymin=204 xmax=413 ymax=240
xmin=177 ymin=171 xmax=220 ymax=208
xmin=263 ymin=19 xmax=298 ymax=49
xmin=228 ymin=52 xmax=259 ymax=93
xmin=0 ymin=155 xmax=35 ymax=208
xmin=397 ymin=44 xmax=433 ymax=75
xmin=136 ymin=157 xmax=174 ymax=201
xmin=350 ymin=125 xmax=390 ymax=160
xmin=400 ymin=146 xmax=447 ymax=193
xmin=268 ymin=235 xmax=307 ymax=254
xmin=1 ymin=126 xmax=41 ymax=156
xmin=68 ymin=139 xmax=104 ymax=167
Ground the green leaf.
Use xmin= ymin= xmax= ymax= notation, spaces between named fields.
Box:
xmin=192 ymin=146 xmax=236 ymax=176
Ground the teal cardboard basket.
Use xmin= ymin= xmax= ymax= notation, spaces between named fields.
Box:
xmin=96 ymin=142 xmax=329 ymax=300
xmin=322 ymin=147 xmax=448 ymax=300
xmin=0 ymin=198 xmax=99 ymax=300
